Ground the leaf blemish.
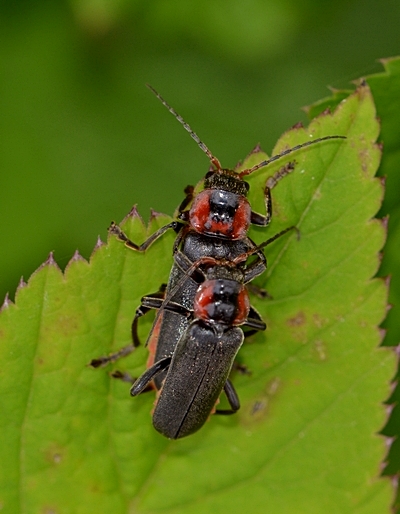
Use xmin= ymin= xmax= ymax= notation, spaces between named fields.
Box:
xmin=44 ymin=443 xmax=63 ymax=466
xmin=314 ymin=340 xmax=328 ymax=361
xmin=312 ymin=313 xmax=325 ymax=328
xmin=314 ymin=187 xmax=322 ymax=200
xmin=287 ymin=311 xmax=306 ymax=327
xmin=243 ymin=378 xmax=282 ymax=425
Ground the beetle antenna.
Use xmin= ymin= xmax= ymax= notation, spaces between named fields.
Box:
xmin=238 ymin=135 xmax=346 ymax=178
xmin=146 ymin=84 xmax=222 ymax=171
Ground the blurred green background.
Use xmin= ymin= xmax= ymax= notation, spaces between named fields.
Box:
xmin=1 ymin=0 xmax=400 ymax=301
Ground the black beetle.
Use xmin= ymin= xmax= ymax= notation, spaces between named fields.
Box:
xmin=130 ymin=257 xmax=266 ymax=439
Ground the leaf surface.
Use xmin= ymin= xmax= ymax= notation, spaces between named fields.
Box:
xmin=308 ymin=58 xmax=400 ymax=511
xmin=0 ymin=84 xmax=394 ymax=514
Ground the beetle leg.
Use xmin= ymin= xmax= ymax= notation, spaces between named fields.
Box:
xmin=90 ymin=285 xmax=167 ymax=368
xmin=261 ymin=225 xmax=300 ymax=248
xmin=109 ymin=220 xmax=183 ymax=252
xmin=250 ymin=162 xmax=295 ymax=227
xmin=250 ymin=183 xmax=272 ymax=227
xmin=231 ymin=362 xmax=252 ymax=375
xmin=131 ymin=285 xmax=167 ymax=347
xmin=110 ymin=369 xmax=136 ymax=383
xmin=140 ymin=295 xmax=190 ymax=316
xmin=89 ymin=342 xmax=138 ymax=369
xmin=246 ymin=282 xmax=270 ymax=299
xmin=130 ymin=357 xmax=171 ymax=396
xmin=174 ymin=249 xmax=205 ymax=281
xmin=243 ymin=317 xmax=266 ymax=332
xmin=242 ymin=245 xmax=266 ymax=284
xmin=215 ymin=379 xmax=240 ymax=414
xmin=253 ymin=225 xmax=300 ymax=256
xmin=110 ymin=370 xmax=155 ymax=392
xmin=177 ymin=185 xmax=194 ymax=214
xmin=266 ymin=161 xmax=296 ymax=190
xmin=242 ymin=306 xmax=266 ymax=337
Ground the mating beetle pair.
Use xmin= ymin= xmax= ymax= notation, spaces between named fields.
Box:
xmin=91 ymin=86 xmax=345 ymax=439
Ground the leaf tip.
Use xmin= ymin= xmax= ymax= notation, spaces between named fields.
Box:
xmin=389 ymin=381 xmax=398 ymax=404
xmin=379 ymin=327 xmax=387 ymax=343
xmin=95 ymin=235 xmax=105 ymax=250
xmin=379 ymin=434 xmax=396 ymax=475
xmin=303 ymin=103 xmax=331 ymax=117
xmin=291 ymin=121 xmax=304 ymax=129
xmin=385 ymin=404 xmax=395 ymax=418
xmin=149 ymin=208 xmax=166 ymax=221
xmin=17 ymin=276 xmax=27 ymax=292
xmin=65 ymin=250 xmax=88 ymax=272
xmin=71 ymin=250 xmax=87 ymax=263
xmin=234 ymin=158 xmax=243 ymax=170
xmin=380 ymin=215 xmax=389 ymax=231
xmin=40 ymin=252 xmax=61 ymax=271
xmin=117 ymin=205 xmax=147 ymax=230
xmin=353 ymin=79 xmax=372 ymax=101
xmin=87 ymin=237 xmax=106 ymax=262
xmin=383 ymin=275 xmax=391 ymax=289
xmin=235 ymin=144 xmax=265 ymax=171
xmin=0 ymin=293 xmax=13 ymax=311
xmin=126 ymin=205 xmax=142 ymax=221
xmin=250 ymin=142 xmax=263 ymax=154
xmin=280 ymin=120 xmax=309 ymax=140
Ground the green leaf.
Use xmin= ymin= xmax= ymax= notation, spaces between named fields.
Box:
xmin=365 ymin=58 xmax=400 ymax=513
xmin=307 ymin=57 xmax=400 ymax=512
xmin=0 ymin=84 xmax=394 ymax=513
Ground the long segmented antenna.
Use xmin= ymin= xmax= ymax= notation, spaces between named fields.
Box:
xmin=146 ymin=84 xmax=222 ymax=170
xmin=238 ymin=135 xmax=346 ymax=178
xmin=147 ymin=84 xmax=346 ymax=178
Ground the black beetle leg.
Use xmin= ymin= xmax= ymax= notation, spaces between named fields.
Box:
xmin=177 ymin=185 xmax=194 ymax=214
xmin=89 ymin=342 xmax=139 ymax=369
xmin=250 ymin=162 xmax=295 ymax=227
xmin=215 ymin=379 xmax=240 ymax=415
xmin=255 ymin=225 xmax=300 ymax=254
xmin=130 ymin=357 xmax=172 ymax=396
xmin=247 ymin=282 xmax=271 ymax=299
xmin=266 ymin=161 xmax=296 ymax=190
xmin=242 ymin=306 xmax=267 ymax=337
xmin=89 ymin=285 xmax=167 ymax=368
xmin=110 ymin=370 xmax=155 ymax=393
xmin=110 ymin=369 xmax=136 ymax=383
xmin=109 ymin=220 xmax=183 ymax=252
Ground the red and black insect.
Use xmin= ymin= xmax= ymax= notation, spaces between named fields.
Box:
xmin=130 ymin=251 xmax=268 ymax=439
xmin=91 ymin=86 xmax=345 ymax=437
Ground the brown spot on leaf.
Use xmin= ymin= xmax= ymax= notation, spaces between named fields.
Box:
xmin=287 ymin=311 xmax=306 ymax=327
xmin=243 ymin=377 xmax=282 ymax=425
